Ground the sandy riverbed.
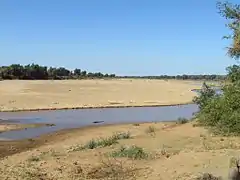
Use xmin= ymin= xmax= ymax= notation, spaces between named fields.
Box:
xmin=0 ymin=121 xmax=238 ymax=180
xmin=0 ymin=79 xmax=201 ymax=112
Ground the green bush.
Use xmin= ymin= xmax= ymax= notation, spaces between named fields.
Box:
xmin=195 ymin=82 xmax=240 ymax=135
xmin=193 ymin=82 xmax=217 ymax=110
xmin=193 ymin=1 xmax=240 ymax=136
xmin=68 ymin=132 xmax=131 ymax=151
xmin=111 ymin=146 xmax=148 ymax=160
xmin=177 ymin=117 xmax=189 ymax=124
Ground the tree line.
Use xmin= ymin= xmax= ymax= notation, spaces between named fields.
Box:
xmin=0 ymin=64 xmax=116 ymax=80
xmin=0 ymin=64 xmax=226 ymax=80
xmin=119 ymin=74 xmax=226 ymax=81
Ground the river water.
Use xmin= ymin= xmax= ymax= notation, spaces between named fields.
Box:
xmin=0 ymin=103 xmax=199 ymax=140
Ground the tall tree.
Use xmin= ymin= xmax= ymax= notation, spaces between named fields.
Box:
xmin=217 ymin=1 xmax=240 ymax=59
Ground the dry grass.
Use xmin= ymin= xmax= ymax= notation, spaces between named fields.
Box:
xmin=0 ymin=79 xmax=201 ymax=111
xmin=1 ymin=121 xmax=240 ymax=179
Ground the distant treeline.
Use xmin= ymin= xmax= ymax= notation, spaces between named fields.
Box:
xmin=0 ymin=64 xmax=116 ymax=80
xmin=0 ymin=64 xmax=226 ymax=80
xmin=118 ymin=75 xmax=226 ymax=81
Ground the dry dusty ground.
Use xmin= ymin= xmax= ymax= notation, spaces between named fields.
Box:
xmin=0 ymin=79 xmax=201 ymax=112
xmin=0 ymin=121 xmax=239 ymax=180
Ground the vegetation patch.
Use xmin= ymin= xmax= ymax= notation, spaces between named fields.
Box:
xmin=192 ymin=2 xmax=240 ymax=136
xmin=112 ymin=131 xmax=131 ymax=140
xmin=133 ymin=123 xmax=140 ymax=126
xmin=145 ymin=126 xmax=156 ymax=134
xmin=176 ymin=117 xmax=189 ymax=124
xmin=195 ymin=173 xmax=222 ymax=180
xmin=86 ymin=158 xmax=139 ymax=180
xmin=27 ymin=156 xmax=41 ymax=162
xmin=68 ymin=132 xmax=131 ymax=151
xmin=111 ymin=146 xmax=148 ymax=160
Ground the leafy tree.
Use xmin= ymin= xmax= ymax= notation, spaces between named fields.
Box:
xmin=226 ymin=64 xmax=240 ymax=83
xmin=194 ymin=1 xmax=240 ymax=135
xmin=81 ymin=71 xmax=87 ymax=77
xmin=193 ymin=82 xmax=216 ymax=110
xmin=217 ymin=1 xmax=240 ymax=59
xmin=73 ymin=68 xmax=81 ymax=76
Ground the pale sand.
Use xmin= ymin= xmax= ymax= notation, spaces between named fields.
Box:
xmin=0 ymin=122 xmax=238 ymax=180
xmin=0 ymin=79 xmax=201 ymax=112
xmin=0 ymin=123 xmax=55 ymax=133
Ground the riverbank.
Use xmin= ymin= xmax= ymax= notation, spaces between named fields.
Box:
xmin=0 ymin=121 xmax=239 ymax=180
xmin=0 ymin=122 xmax=54 ymax=133
xmin=0 ymin=79 xmax=201 ymax=112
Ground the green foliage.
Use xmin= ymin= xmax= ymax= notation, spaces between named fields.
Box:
xmin=226 ymin=65 xmax=240 ymax=83
xmin=0 ymin=64 xmax=115 ymax=80
xmin=176 ymin=117 xmax=189 ymax=124
xmin=194 ymin=1 xmax=240 ymax=136
xmin=217 ymin=1 xmax=240 ymax=59
xmin=119 ymin=74 xmax=225 ymax=81
xmin=0 ymin=64 xmax=227 ymax=80
xmin=195 ymin=81 xmax=240 ymax=135
xmin=111 ymin=146 xmax=148 ymax=160
xmin=97 ymin=137 xmax=119 ymax=148
xmin=85 ymin=139 xmax=100 ymax=149
xmin=193 ymin=82 xmax=217 ymax=110
xmin=68 ymin=132 xmax=131 ymax=151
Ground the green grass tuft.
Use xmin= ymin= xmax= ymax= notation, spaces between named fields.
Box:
xmin=68 ymin=132 xmax=131 ymax=151
xmin=111 ymin=146 xmax=148 ymax=160
xmin=145 ymin=126 xmax=156 ymax=134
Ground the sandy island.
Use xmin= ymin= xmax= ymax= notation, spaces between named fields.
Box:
xmin=0 ymin=79 xmax=201 ymax=112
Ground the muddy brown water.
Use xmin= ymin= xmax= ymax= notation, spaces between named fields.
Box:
xmin=0 ymin=104 xmax=199 ymax=141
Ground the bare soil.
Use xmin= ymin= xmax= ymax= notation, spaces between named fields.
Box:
xmin=0 ymin=121 xmax=238 ymax=180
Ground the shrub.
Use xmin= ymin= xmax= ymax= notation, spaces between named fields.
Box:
xmin=68 ymin=132 xmax=131 ymax=151
xmin=85 ymin=139 xmax=99 ymax=149
xmin=193 ymin=82 xmax=217 ymax=110
xmin=112 ymin=132 xmax=131 ymax=140
xmin=195 ymin=173 xmax=222 ymax=180
xmin=111 ymin=146 xmax=148 ymax=160
xmin=195 ymin=82 xmax=240 ymax=135
xmin=145 ymin=126 xmax=156 ymax=134
xmin=98 ymin=137 xmax=119 ymax=147
xmin=194 ymin=1 xmax=240 ymax=136
xmin=177 ymin=117 xmax=189 ymax=124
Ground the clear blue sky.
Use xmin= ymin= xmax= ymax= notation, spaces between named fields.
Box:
xmin=0 ymin=0 xmax=238 ymax=75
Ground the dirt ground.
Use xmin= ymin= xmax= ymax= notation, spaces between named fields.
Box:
xmin=0 ymin=121 xmax=239 ymax=180
xmin=0 ymin=79 xmax=201 ymax=112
